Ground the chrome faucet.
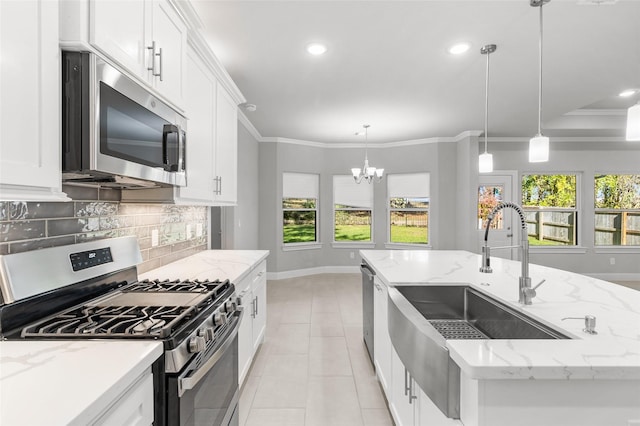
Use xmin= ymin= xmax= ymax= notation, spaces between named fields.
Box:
xmin=480 ymin=202 xmax=543 ymax=305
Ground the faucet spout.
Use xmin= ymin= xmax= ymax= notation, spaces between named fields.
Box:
xmin=480 ymin=202 xmax=535 ymax=305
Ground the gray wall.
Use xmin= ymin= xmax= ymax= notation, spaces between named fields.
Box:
xmin=487 ymin=139 xmax=640 ymax=277
xmin=258 ymin=136 xmax=471 ymax=274
xmin=224 ymin=122 xmax=261 ymax=250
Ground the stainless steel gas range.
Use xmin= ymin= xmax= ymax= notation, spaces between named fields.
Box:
xmin=0 ymin=236 xmax=241 ymax=426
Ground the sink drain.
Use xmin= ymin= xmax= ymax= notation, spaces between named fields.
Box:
xmin=429 ymin=320 xmax=488 ymax=339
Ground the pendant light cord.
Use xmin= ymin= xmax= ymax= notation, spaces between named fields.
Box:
xmin=484 ymin=48 xmax=490 ymax=153
xmin=538 ymin=2 xmax=544 ymax=135
xmin=364 ymin=125 xmax=369 ymax=162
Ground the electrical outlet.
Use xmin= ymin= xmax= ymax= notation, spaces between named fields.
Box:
xmin=151 ymin=229 xmax=159 ymax=247
xmin=196 ymin=223 xmax=203 ymax=237
xmin=186 ymin=224 xmax=192 ymax=239
xmin=610 ymin=257 xmax=616 ymax=265
xmin=350 ymin=251 xmax=355 ymax=259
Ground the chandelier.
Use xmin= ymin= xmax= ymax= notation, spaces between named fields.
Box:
xmin=351 ymin=125 xmax=384 ymax=184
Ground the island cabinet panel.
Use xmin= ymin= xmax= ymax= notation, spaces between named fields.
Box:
xmin=0 ymin=0 xmax=68 ymax=201
xmin=460 ymin=372 xmax=640 ymax=426
xmin=93 ymin=370 xmax=154 ymax=426
xmin=373 ymin=277 xmax=392 ymax=393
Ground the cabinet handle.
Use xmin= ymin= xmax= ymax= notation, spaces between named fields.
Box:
xmin=147 ymin=41 xmax=157 ymax=75
xmin=404 ymin=368 xmax=410 ymax=396
xmin=251 ymin=296 xmax=257 ymax=318
xmin=158 ymin=47 xmax=163 ymax=81
xmin=409 ymin=377 xmax=417 ymax=404
xmin=254 ymin=296 xmax=258 ymax=317
xmin=218 ymin=176 xmax=222 ymax=194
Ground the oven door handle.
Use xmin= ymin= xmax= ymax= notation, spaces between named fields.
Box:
xmin=178 ymin=307 xmax=244 ymax=397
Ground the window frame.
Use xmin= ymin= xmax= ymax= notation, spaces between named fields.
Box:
xmin=332 ymin=175 xmax=375 ymax=248
xmin=386 ymin=172 xmax=430 ymax=248
xmin=282 ymin=172 xmax=321 ymax=250
xmin=520 ymin=172 xmax=581 ymax=249
xmin=593 ymin=173 xmax=640 ymax=248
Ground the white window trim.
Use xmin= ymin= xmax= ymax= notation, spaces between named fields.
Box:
xmin=386 ymin=172 xmax=430 ymax=246
xmin=520 ymin=172 xmax=581 ymax=249
xmin=332 ymin=175 xmax=374 ymax=244
xmin=282 ymin=172 xmax=320 ymax=246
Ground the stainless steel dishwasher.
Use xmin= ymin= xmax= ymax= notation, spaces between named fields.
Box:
xmin=361 ymin=262 xmax=375 ymax=363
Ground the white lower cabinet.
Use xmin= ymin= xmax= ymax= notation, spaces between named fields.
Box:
xmin=93 ymin=370 xmax=154 ymax=426
xmin=390 ymin=346 xmax=418 ymax=426
xmin=237 ymin=260 xmax=267 ymax=385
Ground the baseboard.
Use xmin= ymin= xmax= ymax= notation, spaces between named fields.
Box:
xmin=267 ymin=266 xmax=360 ymax=280
xmin=584 ymin=272 xmax=640 ymax=282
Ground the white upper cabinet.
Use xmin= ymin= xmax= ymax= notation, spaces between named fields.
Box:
xmin=213 ymin=82 xmax=238 ymax=205
xmin=89 ymin=0 xmax=148 ymax=78
xmin=62 ymin=0 xmax=186 ymax=109
xmin=0 ymin=0 xmax=68 ymax=201
xmin=175 ymin=48 xmax=215 ymax=202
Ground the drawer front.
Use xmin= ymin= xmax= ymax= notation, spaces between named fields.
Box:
xmin=93 ymin=371 xmax=154 ymax=426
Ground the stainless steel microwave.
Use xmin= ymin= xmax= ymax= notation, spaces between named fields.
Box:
xmin=62 ymin=51 xmax=186 ymax=188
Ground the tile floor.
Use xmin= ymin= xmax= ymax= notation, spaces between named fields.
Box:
xmin=238 ymin=273 xmax=394 ymax=426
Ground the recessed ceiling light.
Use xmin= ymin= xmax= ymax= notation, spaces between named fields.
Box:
xmin=619 ymin=89 xmax=637 ymax=97
xmin=449 ymin=43 xmax=470 ymax=55
xmin=306 ymin=43 xmax=327 ymax=56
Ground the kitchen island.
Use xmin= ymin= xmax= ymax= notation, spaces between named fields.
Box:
xmin=361 ymin=249 xmax=640 ymax=426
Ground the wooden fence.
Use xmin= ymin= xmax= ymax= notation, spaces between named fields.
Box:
xmin=595 ymin=211 xmax=640 ymax=246
xmin=524 ymin=209 xmax=576 ymax=245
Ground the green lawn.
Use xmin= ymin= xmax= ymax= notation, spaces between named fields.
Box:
xmin=335 ymin=225 xmax=371 ymax=241
xmin=528 ymin=235 xmax=565 ymax=246
xmin=283 ymin=225 xmax=316 ymax=243
xmin=284 ymin=224 xmax=428 ymax=244
xmin=391 ymin=225 xmax=428 ymax=244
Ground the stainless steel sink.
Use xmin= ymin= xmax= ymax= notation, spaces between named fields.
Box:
xmin=387 ymin=285 xmax=569 ymax=419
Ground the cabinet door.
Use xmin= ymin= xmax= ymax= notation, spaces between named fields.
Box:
xmin=238 ymin=286 xmax=254 ymax=385
xmin=177 ymin=49 xmax=215 ymax=202
xmin=90 ymin=0 xmax=148 ymax=78
xmin=373 ymin=278 xmax=391 ymax=392
xmin=213 ymin=82 xmax=238 ymax=205
xmin=0 ymin=0 xmax=66 ymax=200
xmin=151 ymin=0 xmax=186 ymax=107
xmin=391 ymin=347 xmax=417 ymax=426
xmin=251 ymin=265 xmax=267 ymax=351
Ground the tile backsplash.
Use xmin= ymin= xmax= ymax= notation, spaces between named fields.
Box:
xmin=0 ymin=185 xmax=208 ymax=274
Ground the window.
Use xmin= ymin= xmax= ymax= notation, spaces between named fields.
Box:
xmin=388 ymin=173 xmax=429 ymax=245
xmin=282 ymin=173 xmax=319 ymax=244
xmin=333 ymin=175 xmax=373 ymax=242
xmin=594 ymin=174 xmax=640 ymax=246
xmin=521 ymin=174 xmax=578 ymax=246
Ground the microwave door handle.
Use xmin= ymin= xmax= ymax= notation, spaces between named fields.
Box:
xmin=162 ymin=124 xmax=179 ymax=171
xmin=179 ymin=127 xmax=186 ymax=172
xmin=177 ymin=308 xmax=244 ymax=397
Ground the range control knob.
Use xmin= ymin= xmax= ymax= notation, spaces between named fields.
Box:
xmin=214 ymin=312 xmax=228 ymax=326
xmin=198 ymin=327 xmax=215 ymax=342
xmin=225 ymin=300 xmax=236 ymax=313
xmin=188 ymin=336 xmax=206 ymax=353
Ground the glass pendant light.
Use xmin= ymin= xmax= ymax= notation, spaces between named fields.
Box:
xmin=627 ymin=101 xmax=640 ymax=141
xmin=479 ymin=44 xmax=496 ymax=173
xmin=529 ymin=0 xmax=550 ymax=163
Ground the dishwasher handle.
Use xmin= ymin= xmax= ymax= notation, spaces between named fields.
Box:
xmin=360 ymin=263 xmax=375 ymax=281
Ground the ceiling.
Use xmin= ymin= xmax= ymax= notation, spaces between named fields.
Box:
xmin=190 ymin=0 xmax=640 ymax=144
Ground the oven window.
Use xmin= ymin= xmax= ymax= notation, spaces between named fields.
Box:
xmin=99 ymin=82 xmax=168 ymax=169
xmin=170 ymin=334 xmax=239 ymax=426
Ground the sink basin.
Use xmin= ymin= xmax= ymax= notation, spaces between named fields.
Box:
xmin=387 ymin=285 xmax=569 ymax=419
xmin=395 ymin=285 xmax=568 ymax=340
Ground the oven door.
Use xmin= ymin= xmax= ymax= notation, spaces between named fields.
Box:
xmin=167 ymin=309 xmax=242 ymax=426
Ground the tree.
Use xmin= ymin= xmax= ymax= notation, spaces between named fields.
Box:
xmin=522 ymin=175 xmax=576 ymax=208
xmin=595 ymin=175 xmax=640 ymax=209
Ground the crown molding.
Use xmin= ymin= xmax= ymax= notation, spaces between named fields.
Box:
xmin=257 ymin=130 xmax=482 ymax=148
xmin=483 ymin=136 xmax=628 ymax=143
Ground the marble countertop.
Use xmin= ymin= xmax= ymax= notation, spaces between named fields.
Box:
xmin=360 ymin=249 xmax=640 ymax=380
xmin=0 ymin=340 xmax=162 ymax=426
xmin=140 ymin=249 xmax=269 ymax=283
